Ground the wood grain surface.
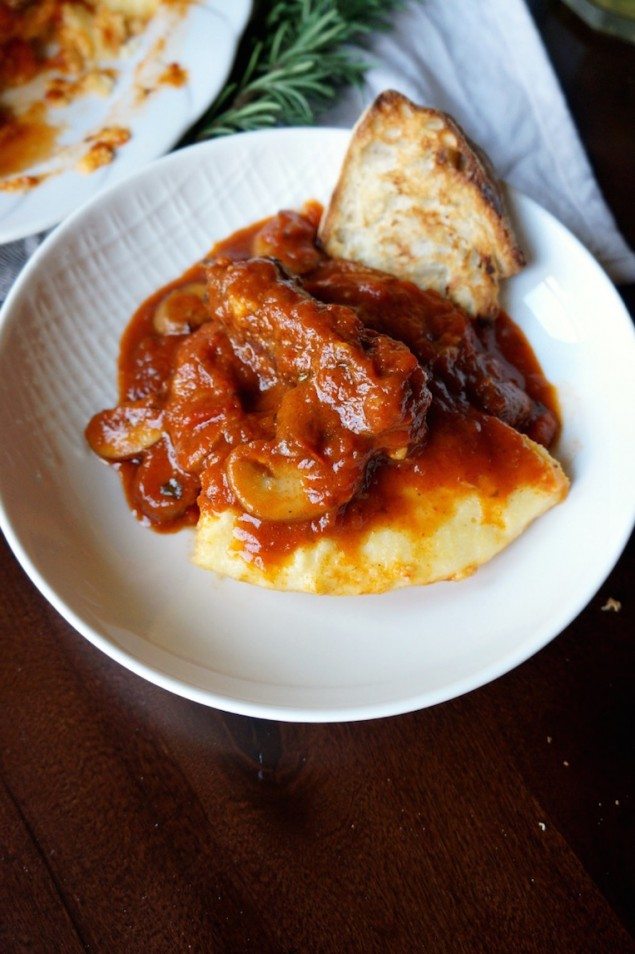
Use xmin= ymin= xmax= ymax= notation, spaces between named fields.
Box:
xmin=1 ymin=3 xmax=634 ymax=951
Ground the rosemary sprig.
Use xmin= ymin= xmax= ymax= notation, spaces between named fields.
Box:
xmin=194 ymin=0 xmax=403 ymax=139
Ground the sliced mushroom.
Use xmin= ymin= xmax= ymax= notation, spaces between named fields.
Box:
xmin=153 ymin=283 xmax=208 ymax=335
xmin=85 ymin=400 xmax=164 ymax=460
xmin=226 ymin=445 xmax=332 ymax=523
xmin=132 ymin=438 xmax=200 ymax=523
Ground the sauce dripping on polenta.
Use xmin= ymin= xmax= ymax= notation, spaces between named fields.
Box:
xmin=86 ymin=202 xmax=560 ymax=568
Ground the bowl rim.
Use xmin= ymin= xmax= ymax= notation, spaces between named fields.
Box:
xmin=1 ymin=127 xmax=634 ymax=722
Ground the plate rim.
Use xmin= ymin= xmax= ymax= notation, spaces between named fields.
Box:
xmin=1 ymin=126 xmax=634 ymax=722
xmin=0 ymin=0 xmax=253 ymax=243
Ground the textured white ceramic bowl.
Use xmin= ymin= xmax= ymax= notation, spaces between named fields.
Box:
xmin=0 ymin=0 xmax=252 ymax=242
xmin=1 ymin=128 xmax=634 ymax=721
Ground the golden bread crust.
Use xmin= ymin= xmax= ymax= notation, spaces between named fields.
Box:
xmin=319 ymin=90 xmax=525 ymax=318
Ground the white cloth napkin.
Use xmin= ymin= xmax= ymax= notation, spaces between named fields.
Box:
xmin=319 ymin=0 xmax=635 ymax=284
xmin=2 ymin=0 xmax=634 ymax=303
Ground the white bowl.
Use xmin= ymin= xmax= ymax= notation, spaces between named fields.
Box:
xmin=1 ymin=128 xmax=634 ymax=721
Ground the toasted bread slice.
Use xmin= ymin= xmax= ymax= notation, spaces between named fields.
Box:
xmin=319 ymin=90 xmax=525 ymax=318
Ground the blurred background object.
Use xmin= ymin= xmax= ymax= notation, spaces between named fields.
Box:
xmin=561 ymin=0 xmax=635 ymax=42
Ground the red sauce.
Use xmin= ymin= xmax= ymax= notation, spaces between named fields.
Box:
xmin=86 ymin=204 xmax=562 ymax=568
xmin=0 ymin=103 xmax=59 ymax=179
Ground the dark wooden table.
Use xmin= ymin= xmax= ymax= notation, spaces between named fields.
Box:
xmin=1 ymin=3 xmax=633 ymax=951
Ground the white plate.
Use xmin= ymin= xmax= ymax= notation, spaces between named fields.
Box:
xmin=0 ymin=0 xmax=252 ymax=243
xmin=1 ymin=128 xmax=634 ymax=722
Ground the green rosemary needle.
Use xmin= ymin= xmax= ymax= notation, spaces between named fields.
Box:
xmin=194 ymin=0 xmax=404 ymax=139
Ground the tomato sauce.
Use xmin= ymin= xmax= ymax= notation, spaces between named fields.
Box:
xmin=86 ymin=203 xmax=561 ymax=567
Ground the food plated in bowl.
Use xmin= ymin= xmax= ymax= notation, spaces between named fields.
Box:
xmin=85 ymin=93 xmax=569 ymax=594
xmin=0 ymin=114 xmax=633 ymax=720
